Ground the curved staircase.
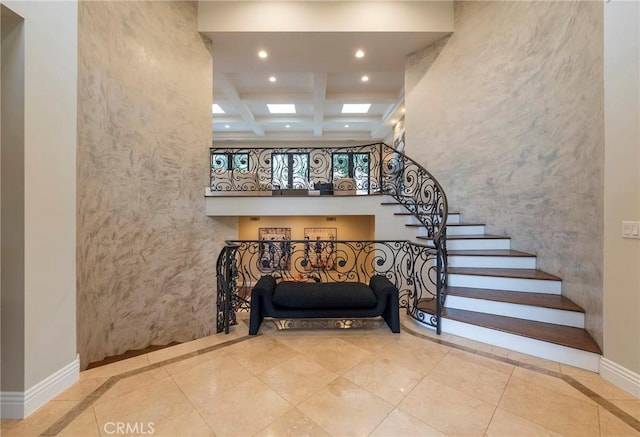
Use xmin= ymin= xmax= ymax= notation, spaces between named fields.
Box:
xmin=385 ymin=201 xmax=602 ymax=372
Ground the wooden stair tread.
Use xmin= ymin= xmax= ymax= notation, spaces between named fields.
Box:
xmin=446 ymin=234 xmax=510 ymax=240
xmin=447 ymin=249 xmax=535 ymax=257
xmin=448 ymin=267 xmax=561 ymax=281
xmin=446 ymin=287 xmax=584 ymax=312
xmin=442 ymin=308 xmax=601 ymax=354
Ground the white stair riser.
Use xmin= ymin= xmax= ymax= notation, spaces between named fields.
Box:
xmin=445 ymin=225 xmax=486 ymax=236
xmin=448 ymin=255 xmax=536 ymax=269
xmin=440 ymin=318 xmax=600 ymax=372
xmin=448 ymin=274 xmax=562 ymax=294
xmin=404 ymin=214 xmax=460 ymax=225
xmin=447 ymin=214 xmax=460 ymax=224
xmin=445 ymin=296 xmax=585 ymax=328
xmin=446 ymin=239 xmax=511 ymax=251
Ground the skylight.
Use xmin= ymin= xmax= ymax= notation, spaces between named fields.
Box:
xmin=212 ymin=104 xmax=225 ymax=114
xmin=341 ymin=103 xmax=371 ymax=114
xmin=267 ymin=104 xmax=296 ymax=114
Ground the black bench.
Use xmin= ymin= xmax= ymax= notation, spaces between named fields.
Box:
xmin=249 ymin=275 xmax=400 ymax=334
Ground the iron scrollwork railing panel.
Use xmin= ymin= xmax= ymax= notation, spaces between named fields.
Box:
xmin=380 ymin=144 xmax=447 ymax=241
xmin=210 ymin=144 xmax=385 ymax=194
xmin=215 ymin=240 xmax=439 ymax=333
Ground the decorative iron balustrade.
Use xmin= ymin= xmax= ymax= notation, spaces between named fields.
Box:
xmin=210 ymin=143 xmax=382 ymax=194
xmin=216 ymin=239 xmax=444 ymax=334
xmin=210 ymin=142 xmax=447 ymax=241
xmin=211 ymin=142 xmax=449 ymax=331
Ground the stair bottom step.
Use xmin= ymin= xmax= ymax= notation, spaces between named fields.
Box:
xmin=442 ymin=308 xmax=601 ymax=354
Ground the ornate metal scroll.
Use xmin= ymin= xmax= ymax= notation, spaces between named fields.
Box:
xmin=211 ymin=142 xmax=449 ymax=334
xmin=215 ymin=240 xmax=440 ymax=333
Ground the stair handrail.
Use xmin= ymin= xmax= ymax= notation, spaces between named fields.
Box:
xmin=378 ymin=143 xmax=448 ymax=242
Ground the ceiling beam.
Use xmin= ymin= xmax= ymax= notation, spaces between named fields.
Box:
xmin=325 ymin=92 xmax=398 ymax=103
xmin=216 ymin=73 xmax=265 ymax=137
xmin=313 ymin=72 xmax=327 ymax=137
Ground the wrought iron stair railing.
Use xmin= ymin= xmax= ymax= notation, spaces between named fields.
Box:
xmin=212 ymin=142 xmax=448 ymax=333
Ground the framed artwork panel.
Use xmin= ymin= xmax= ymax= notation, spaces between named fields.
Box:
xmin=303 ymin=228 xmax=337 ymax=270
xmin=258 ymin=227 xmax=291 ymax=271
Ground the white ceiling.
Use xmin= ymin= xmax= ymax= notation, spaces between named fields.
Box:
xmin=206 ymin=31 xmax=447 ymax=143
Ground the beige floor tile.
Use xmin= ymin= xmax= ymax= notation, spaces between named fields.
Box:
xmin=196 ymin=376 xmax=293 ymax=436
xmin=0 ymin=400 xmax=79 ymax=437
xmin=0 ymin=419 xmax=19 ymax=432
xmin=54 ymin=376 xmax=109 ymax=401
xmin=93 ymin=377 xmax=193 ymax=434
xmin=282 ymin=337 xmax=372 ymax=374
xmin=498 ymin=375 xmax=599 ymax=437
xmin=171 ymin=353 xmax=254 ymax=406
xmin=570 ymin=372 xmax=638 ymax=401
xmin=198 ymin=328 xmax=247 ymax=348
xmin=252 ymin=408 xmax=331 ymax=437
xmin=490 ymin=347 xmax=561 ymax=372
xmin=609 ymin=398 xmax=640 ymax=421
xmin=485 ymin=408 xmax=563 ymax=437
xmin=58 ymin=408 xmax=100 ymax=437
xmin=148 ymin=408 xmax=214 ymax=437
xmin=426 ymin=352 xmax=510 ymax=405
xmin=369 ymin=409 xmax=447 ymax=437
xmin=375 ymin=341 xmax=448 ymax=377
xmin=511 ymin=367 xmax=596 ymax=405
xmin=337 ymin=333 xmax=396 ymax=352
xmin=226 ymin=335 xmax=301 ymax=374
xmin=145 ymin=338 xmax=210 ymax=364
xmin=448 ymin=348 xmax=515 ymax=375
xmin=162 ymin=347 xmax=227 ymax=375
xmin=94 ymin=367 xmax=170 ymax=404
xmin=297 ymin=377 xmax=394 ymax=436
xmin=599 ymin=405 xmax=640 ymax=437
xmin=342 ymin=355 xmax=423 ymax=405
xmin=81 ymin=355 xmax=150 ymax=379
xmin=398 ymin=378 xmax=496 ymax=436
xmin=258 ymin=355 xmax=339 ymax=405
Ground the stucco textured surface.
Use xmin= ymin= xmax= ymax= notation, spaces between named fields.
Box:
xmin=77 ymin=1 xmax=235 ymax=368
xmin=405 ymin=1 xmax=604 ymax=345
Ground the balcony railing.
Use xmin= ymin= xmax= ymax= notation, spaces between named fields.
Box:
xmin=212 ymin=142 xmax=448 ymax=332
xmin=210 ymin=142 xmax=447 ymax=241
xmin=216 ymin=239 xmax=443 ymax=333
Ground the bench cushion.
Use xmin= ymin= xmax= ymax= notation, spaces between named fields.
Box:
xmin=272 ymin=282 xmax=377 ymax=309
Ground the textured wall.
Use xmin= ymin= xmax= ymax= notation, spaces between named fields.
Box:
xmin=77 ymin=1 xmax=236 ymax=368
xmin=405 ymin=1 xmax=604 ymax=344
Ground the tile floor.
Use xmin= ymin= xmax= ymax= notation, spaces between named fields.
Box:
xmin=2 ymin=316 xmax=639 ymax=437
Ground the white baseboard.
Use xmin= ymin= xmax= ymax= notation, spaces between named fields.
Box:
xmin=1 ymin=356 xmax=79 ymax=419
xmin=600 ymin=357 xmax=640 ymax=399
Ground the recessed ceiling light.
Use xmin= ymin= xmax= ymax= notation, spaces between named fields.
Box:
xmin=285 ymin=124 xmax=291 ymax=128
xmin=344 ymin=124 xmax=350 ymax=128
xmin=224 ymin=124 xmax=230 ymax=129
xmin=258 ymin=50 xmax=268 ymax=59
xmin=342 ymin=103 xmax=371 ymax=114
xmin=267 ymin=104 xmax=296 ymax=114
xmin=269 ymin=76 xmax=277 ymax=83
xmin=361 ymin=75 xmax=369 ymax=82
xmin=212 ymin=104 xmax=225 ymax=114
xmin=355 ymin=49 xmax=365 ymax=58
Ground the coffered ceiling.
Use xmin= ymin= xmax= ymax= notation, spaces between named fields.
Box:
xmin=206 ymin=31 xmax=447 ymax=143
